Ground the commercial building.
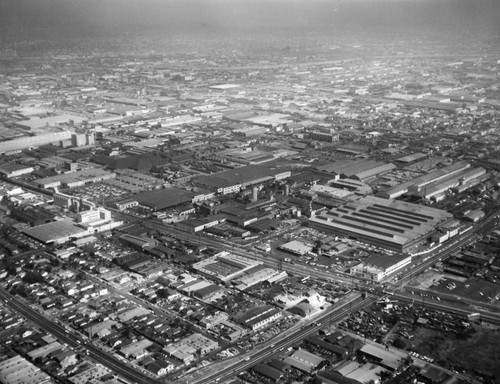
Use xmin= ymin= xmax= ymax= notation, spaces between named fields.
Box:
xmin=0 ymin=355 xmax=52 ymax=384
xmin=120 ymin=339 xmax=153 ymax=359
xmin=309 ymin=196 xmax=452 ymax=253
xmin=236 ymin=305 xmax=282 ymax=331
xmin=350 ymin=253 xmax=413 ymax=281
xmin=164 ymin=333 xmax=218 ymax=364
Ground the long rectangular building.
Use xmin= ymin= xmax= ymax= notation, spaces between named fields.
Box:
xmin=316 ymin=159 xmax=395 ymax=182
xmin=0 ymin=131 xmax=72 ymax=154
xmin=35 ymin=168 xmax=116 ymax=189
xmin=194 ymin=164 xmax=290 ymax=195
xmin=309 ymin=196 xmax=452 ymax=253
xmin=379 ymin=160 xmax=470 ymax=199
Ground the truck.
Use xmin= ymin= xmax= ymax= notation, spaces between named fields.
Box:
xmin=468 ymin=312 xmax=480 ymax=322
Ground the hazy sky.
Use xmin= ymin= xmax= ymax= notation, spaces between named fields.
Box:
xmin=1 ymin=0 xmax=499 ymax=42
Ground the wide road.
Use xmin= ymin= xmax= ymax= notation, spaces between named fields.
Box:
xmin=0 ymin=288 xmax=160 ymax=384
xmin=392 ymin=292 xmax=500 ymax=326
xmin=144 ymin=220 xmax=360 ymax=287
xmin=182 ymin=294 xmax=376 ymax=384
xmin=394 ymin=208 xmax=500 ymax=289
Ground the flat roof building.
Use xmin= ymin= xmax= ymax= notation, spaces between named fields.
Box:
xmin=0 ymin=355 xmax=53 ymax=384
xmin=309 ymin=196 xmax=452 ymax=253
xmin=35 ymin=168 xmax=116 ymax=189
xmin=378 ymin=160 xmax=471 ymax=199
xmin=194 ymin=164 xmax=291 ymax=195
xmin=133 ymin=187 xmax=194 ymax=211
xmin=316 ymin=159 xmax=395 ymax=182
xmin=0 ymin=131 xmax=72 ymax=154
xmin=351 ymin=253 xmax=413 ymax=281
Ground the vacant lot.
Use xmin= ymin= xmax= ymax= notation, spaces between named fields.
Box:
xmin=432 ymin=277 xmax=500 ymax=303
xmin=412 ymin=325 xmax=500 ymax=380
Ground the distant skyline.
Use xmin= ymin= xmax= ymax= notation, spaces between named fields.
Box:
xmin=0 ymin=0 xmax=499 ymax=54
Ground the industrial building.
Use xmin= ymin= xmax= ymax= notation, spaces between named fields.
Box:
xmin=395 ymin=152 xmax=428 ymax=164
xmin=309 ymin=130 xmax=340 ymax=143
xmin=236 ymin=305 xmax=282 ymax=331
xmin=309 ymin=196 xmax=452 ymax=253
xmin=23 ymin=207 xmax=121 ymax=244
xmin=316 ymin=159 xmax=396 ymax=182
xmin=133 ymin=187 xmax=194 ymax=211
xmin=194 ymin=164 xmax=291 ymax=195
xmin=350 ymin=253 xmax=413 ymax=281
xmin=13 ymin=114 xmax=87 ymax=130
xmin=53 ymin=190 xmax=95 ymax=211
xmin=91 ymin=151 xmax=162 ymax=171
xmin=279 ymin=240 xmax=314 ymax=256
xmin=421 ymin=167 xmax=487 ymax=200
xmin=35 ymin=168 xmax=116 ymax=189
xmin=193 ymin=252 xmax=263 ymax=283
xmin=0 ymin=355 xmax=52 ymax=384
xmin=0 ymin=131 xmax=72 ymax=154
xmin=283 ymin=348 xmax=324 ymax=374
xmin=232 ymin=125 xmax=268 ymax=138
xmin=0 ymin=163 xmax=35 ymax=178
xmin=378 ymin=160 xmax=476 ymax=199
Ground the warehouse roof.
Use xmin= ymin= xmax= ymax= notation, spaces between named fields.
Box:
xmin=194 ymin=163 xmax=289 ymax=189
xmin=251 ymin=363 xmax=283 ymax=381
xmin=362 ymin=253 xmax=411 ymax=271
xmin=316 ymin=159 xmax=395 ymax=180
xmin=23 ymin=219 xmax=86 ymax=243
xmin=310 ymin=195 xmax=452 ymax=251
xmin=395 ymin=152 xmax=428 ymax=163
xmin=134 ymin=188 xmax=194 ymax=210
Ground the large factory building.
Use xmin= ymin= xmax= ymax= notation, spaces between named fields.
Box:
xmin=309 ymin=196 xmax=452 ymax=253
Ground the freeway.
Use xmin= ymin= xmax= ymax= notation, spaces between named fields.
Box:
xmin=0 ymin=288 xmax=160 ymax=384
xmin=182 ymin=294 xmax=377 ymax=384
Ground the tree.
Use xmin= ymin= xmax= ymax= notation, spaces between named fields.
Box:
xmin=393 ymin=338 xmax=406 ymax=349
xmin=23 ymin=271 xmax=44 ymax=284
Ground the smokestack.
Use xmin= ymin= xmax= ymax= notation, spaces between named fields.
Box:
xmin=284 ymin=184 xmax=290 ymax=196
xmin=252 ymin=186 xmax=258 ymax=202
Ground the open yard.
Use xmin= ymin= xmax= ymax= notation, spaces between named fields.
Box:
xmin=412 ymin=325 xmax=500 ymax=380
xmin=432 ymin=277 xmax=500 ymax=303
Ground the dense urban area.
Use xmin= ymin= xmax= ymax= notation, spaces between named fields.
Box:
xmin=0 ymin=1 xmax=500 ymax=384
